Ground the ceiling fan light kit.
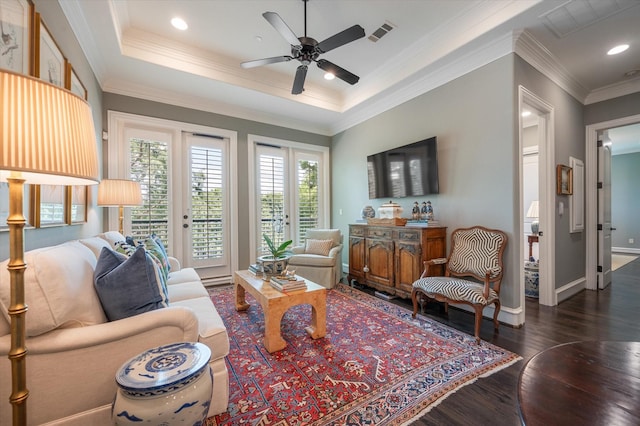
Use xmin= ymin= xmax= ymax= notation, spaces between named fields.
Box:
xmin=241 ymin=0 xmax=365 ymax=95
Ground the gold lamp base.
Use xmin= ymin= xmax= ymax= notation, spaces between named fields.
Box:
xmin=7 ymin=177 xmax=29 ymax=425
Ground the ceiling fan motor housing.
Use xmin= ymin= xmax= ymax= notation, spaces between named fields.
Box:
xmin=294 ymin=37 xmax=320 ymax=65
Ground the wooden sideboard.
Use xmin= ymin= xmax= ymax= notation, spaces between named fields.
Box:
xmin=348 ymin=224 xmax=447 ymax=298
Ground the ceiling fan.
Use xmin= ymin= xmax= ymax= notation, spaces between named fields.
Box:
xmin=241 ymin=0 xmax=365 ymax=95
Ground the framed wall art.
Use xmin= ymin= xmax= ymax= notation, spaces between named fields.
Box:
xmin=66 ymin=62 xmax=87 ymax=100
xmin=569 ymin=157 xmax=584 ymax=233
xmin=67 ymin=185 xmax=88 ymax=224
xmin=34 ymin=12 xmax=66 ymax=87
xmin=0 ymin=0 xmax=32 ymax=74
xmin=556 ymin=164 xmax=573 ymax=195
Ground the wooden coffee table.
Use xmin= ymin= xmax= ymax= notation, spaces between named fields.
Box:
xmin=234 ymin=270 xmax=327 ymax=353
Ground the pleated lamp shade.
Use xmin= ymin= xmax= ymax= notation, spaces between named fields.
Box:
xmin=98 ymin=179 xmax=143 ymax=206
xmin=0 ymin=70 xmax=99 ymax=184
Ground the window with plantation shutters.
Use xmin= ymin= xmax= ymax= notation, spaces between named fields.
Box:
xmin=251 ymin=136 xmax=329 ymax=260
xmin=190 ymin=144 xmax=225 ymax=262
xmin=296 ymin=155 xmax=319 ymax=242
xmin=109 ymin=111 xmax=238 ymax=284
xmin=129 ymin=137 xmax=170 ymax=246
xmin=258 ymin=150 xmax=287 ymax=254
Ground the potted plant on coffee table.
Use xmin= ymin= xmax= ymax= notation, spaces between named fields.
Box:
xmin=257 ymin=233 xmax=293 ymax=279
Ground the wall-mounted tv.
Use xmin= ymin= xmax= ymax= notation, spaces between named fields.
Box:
xmin=367 ymin=136 xmax=439 ymax=199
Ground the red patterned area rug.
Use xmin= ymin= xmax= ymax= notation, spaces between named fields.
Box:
xmin=205 ymin=283 xmax=520 ymax=426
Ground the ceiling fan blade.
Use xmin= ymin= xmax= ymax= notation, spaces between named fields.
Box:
xmin=316 ymin=25 xmax=365 ymax=53
xmin=316 ymin=59 xmax=360 ymax=85
xmin=241 ymin=56 xmax=293 ymax=69
xmin=263 ymin=11 xmax=301 ymax=48
xmin=292 ymin=65 xmax=308 ymax=94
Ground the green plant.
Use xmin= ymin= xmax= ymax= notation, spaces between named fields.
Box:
xmin=263 ymin=233 xmax=293 ymax=259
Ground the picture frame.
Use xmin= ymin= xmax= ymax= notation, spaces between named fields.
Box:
xmin=32 ymin=184 xmax=66 ymax=227
xmin=0 ymin=0 xmax=33 ymax=74
xmin=66 ymin=62 xmax=87 ymax=100
xmin=34 ymin=12 xmax=66 ymax=87
xmin=67 ymin=185 xmax=88 ymax=224
xmin=569 ymin=157 xmax=584 ymax=233
xmin=0 ymin=182 xmax=32 ymax=230
xmin=556 ymin=164 xmax=573 ymax=195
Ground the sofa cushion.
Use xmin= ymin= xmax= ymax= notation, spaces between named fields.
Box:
xmin=167 ymin=267 xmax=201 ymax=285
xmin=0 ymin=241 xmax=107 ymax=337
xmin=288 ymin=254 xmax=335 ymax=267
xmin=78 ymin=236 xmax=112 ymax=260
xmin=94 ymin=247 xmax=168 ymax=321
xmin=98 ymin=231 xmax=126 ymax=247
xmin=305 ymin=239 xmax=333 ymax=256
xmin=167 ymin=281 xmax=209 ymax=302
xmin=170 ymin=296 xmax=229 ymax=360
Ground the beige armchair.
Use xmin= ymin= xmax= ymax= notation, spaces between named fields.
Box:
xmin=288 ymin=229 xmax=343 ymax=289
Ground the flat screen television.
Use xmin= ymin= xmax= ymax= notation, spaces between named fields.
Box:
xmin=367 ymin=136 xmax=439 ymax=199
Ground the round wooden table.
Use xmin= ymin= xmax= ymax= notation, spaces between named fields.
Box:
xmin=518 ymin=341 xmax=640 ymax=425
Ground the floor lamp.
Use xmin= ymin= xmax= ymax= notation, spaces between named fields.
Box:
xmin=97 ymin=179 xmax=143 ymax=235
xmin=0 ymin=70 xmax=100 ymax=425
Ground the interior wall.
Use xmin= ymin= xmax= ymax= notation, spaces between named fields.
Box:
xmin=102 ymin=93 xmax=331 ymax=270
xmin=514 ymin=54 xmax=586 ymax=292
xmin=0 ymin=0 xmax=104 ymax=261
xmin=611 ymin=152 xmax=640 ymax=252
xmin=332 ymin=55 xmax=520 ymax=311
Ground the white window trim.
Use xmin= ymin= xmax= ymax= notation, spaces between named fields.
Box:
xmin=107 ymin=110 xmax=238 ymax=276
xmin=248 ymin=134 xmax=330 ymax=265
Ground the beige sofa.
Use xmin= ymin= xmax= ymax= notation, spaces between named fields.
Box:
xmin=0 ymin=231 xmax=229 ymax=425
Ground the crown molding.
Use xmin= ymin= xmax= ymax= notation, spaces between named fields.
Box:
xmin=584 ymin=77 xmax=640 ymax=105
xmin=513 ymin=30 xmax=589 ymax=103
xmin=331 ymin=31 xmax=515 ymax=135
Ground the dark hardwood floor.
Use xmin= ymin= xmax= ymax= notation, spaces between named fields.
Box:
xmin=370 ymin=257 xmax=640 ymax=425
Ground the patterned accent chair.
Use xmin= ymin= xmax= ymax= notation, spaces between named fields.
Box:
xmin=411 ymin=226 xmax=508 ymax=343
xmin=288 ymin=229 xmax=343 ymax=289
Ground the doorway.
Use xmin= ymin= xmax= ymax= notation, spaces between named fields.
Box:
xmin=519 ymin=86 xmax=556 ymax=311
xmin=586 ymin=115 xmax=640 ymax=290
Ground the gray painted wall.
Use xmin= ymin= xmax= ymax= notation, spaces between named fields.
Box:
xmin=514 ymin=55 xmax=586 ymax=290
xmin=332 ymin=55 xmax=521 ymax=309
xmin=102 ymin=93 xmax=331 ymax=270
xmin=611 ymin=153 xmax=640 ymax=250
xmin=0 ymin=0 xmax=104 ymax=261
xmin=584 ymin=92 xmax=640 ymax=125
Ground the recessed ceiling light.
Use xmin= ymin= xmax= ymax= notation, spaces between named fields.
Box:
xmin=171 ymin=17 xmax=188 ymax=31
xmin=607 ymin=44 xmax=629 ymax=55
xmin=324 ymin=73 xmax=335 ymax=81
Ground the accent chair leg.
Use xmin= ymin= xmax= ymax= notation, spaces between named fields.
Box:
xmin=492 ymin=300 xmax=501 ymax=330
xmin=473 ymin=305 xmax=483 ymax=344
xmin=411 ymin=289 xmax=419 ymax=318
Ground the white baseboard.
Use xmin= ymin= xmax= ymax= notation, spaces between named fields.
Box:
xmin=612 ymin=247 xmax=640 ymax=255
xmin=557 ymin=276 xmax=586 ymax=303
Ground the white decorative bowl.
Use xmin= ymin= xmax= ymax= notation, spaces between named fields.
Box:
xmin=113 ymin=342 xmax=212 ymax=425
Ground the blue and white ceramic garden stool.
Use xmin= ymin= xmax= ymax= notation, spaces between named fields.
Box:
xmin=112 ymin=342 xmax=213 ymax=425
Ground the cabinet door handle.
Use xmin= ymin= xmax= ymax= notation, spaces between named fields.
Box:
xmin=363 ymin=265 xmax=370 ymax=273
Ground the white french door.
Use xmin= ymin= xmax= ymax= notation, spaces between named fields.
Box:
xmin=183 ymin=133 xmax=231 ymax=279
xmin=108 ymin=111 xmax=238 ymax=283
xmin=249 ymin=135 xmax=329 ymax=262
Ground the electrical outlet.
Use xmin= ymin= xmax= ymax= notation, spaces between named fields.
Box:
xmin=629 ymin=238 xmax=635 ymax=244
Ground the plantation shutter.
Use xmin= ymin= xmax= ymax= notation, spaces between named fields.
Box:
xmin=129 ymin=137 xmax=170 ymax=246
xmin=258 ymin=150 xmax=287 ymax=255
xmin=190 ymin=145 xmax=225 ymax=261
xmin=296 ymin=156 xmax=319 ymax=242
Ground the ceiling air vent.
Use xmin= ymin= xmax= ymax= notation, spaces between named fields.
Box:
xmin=368 ymin=21 xmax=395 ymax=43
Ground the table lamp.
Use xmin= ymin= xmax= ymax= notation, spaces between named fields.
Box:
xmin=97 ymin=179 xmax=143 ymax=235
xmin=1 ymin=70 xmax=100 ymax=425
xmin=527 ymin=200 xmax=539 ymax=235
